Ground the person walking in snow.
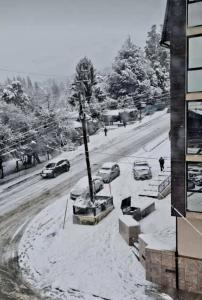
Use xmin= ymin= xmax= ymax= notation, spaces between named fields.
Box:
xmin=159 ymin=157 xmax=165 ymax=171
xmin=104 ymin=127 xmax=108 ymax=136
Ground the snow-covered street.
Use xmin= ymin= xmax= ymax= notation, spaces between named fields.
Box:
xmin=18 ymin=118 xmax=174 ymax=300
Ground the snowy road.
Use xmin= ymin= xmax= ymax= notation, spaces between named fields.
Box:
xmin=0 ymin=113 xmax=170 ymax=299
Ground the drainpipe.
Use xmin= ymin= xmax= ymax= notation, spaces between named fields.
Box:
xmin=175 ymin=216 xmax=179 ymax=290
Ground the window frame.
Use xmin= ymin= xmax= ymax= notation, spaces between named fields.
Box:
xmin=187 ymin=0 xmax=202 ymax=28
xmin=187 ymin=34 xmax=202 ymax=93
xmin=186 ymin=161 xmax=202 ymax=213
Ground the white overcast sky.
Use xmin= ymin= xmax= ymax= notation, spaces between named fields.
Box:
xmin=0 ymin=0 xmax=167 ymax=82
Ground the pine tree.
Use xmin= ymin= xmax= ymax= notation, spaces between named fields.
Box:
xmin=107 ymin=37 xmax=151 ymax=99
xmin=70 ymin=57 xmax=96 ymax=107
xmin=1 ymin=81 xmax=30 ymax=109
xmin=145 ymin=25 xmax=170 ymax=93
xmin=27 ymin=76 xmax=33 ymax=90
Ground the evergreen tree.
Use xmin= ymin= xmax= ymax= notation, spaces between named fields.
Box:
xmin=27 ymin=76 xmax=33 ymax=90
xmin=145 ymin=25 xmax=170 ymax=93
xmin=70 ymin=57 xmax=96 ymax=107
xmin=107 ymin=37 xmax=152 ymax=99
xmin=1 ymin=81 xmax=30 ymax=109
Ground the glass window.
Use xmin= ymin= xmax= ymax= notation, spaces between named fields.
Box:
xmin=188 ymin=2 xmax=202 ymax=27
xmin=187 ymin=101 xmax=202 ymax=154
xmin=188 ymin=70 xmax=202 ymax=92
xmin=187 ymin=162 xmax=202 ymax=212
xmin=189 ymin=36 xmax=202 ymax=68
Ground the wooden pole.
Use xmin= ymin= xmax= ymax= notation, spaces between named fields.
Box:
xmin=79 ymin=92 xmax=94 ymax=203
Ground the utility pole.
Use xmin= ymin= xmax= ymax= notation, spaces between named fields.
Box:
xmin=78 ymin=91 xmax=94 ymax=203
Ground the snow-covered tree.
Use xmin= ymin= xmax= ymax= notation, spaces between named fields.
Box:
xmin=69 ymin=57 xmax=96 ymax=107
xmin=145 ymin=25 xmax=170 ymax=93
xmin=1 ymin=81 xmax=30 ymax=109
xmin=107 ymin=37 xmax=152 ymax=100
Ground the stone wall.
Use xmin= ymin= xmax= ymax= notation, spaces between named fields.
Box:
xmin=141 ymin=244 xmax=202 ymax=294
xmin=145 ymin=248 xmax=176 ymax=289
xmin=178 ymin=256 xmax=202 ymax=294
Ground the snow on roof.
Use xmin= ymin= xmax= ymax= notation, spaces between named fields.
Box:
xmin=101 ymin=162 xmax=116 ymax=168
xmin=139 ymin=234 xmax=175 ymax=251
xmin=119 ymin=215 xmax=139 ymax=226
xmin=103 ymin=110 xmax=120 ymax=116
xmin=103 ymin=108 xmax=137 ymax=117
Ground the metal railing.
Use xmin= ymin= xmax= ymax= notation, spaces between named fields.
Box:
xmin=158 ymin=174 xmax=171 ymax=194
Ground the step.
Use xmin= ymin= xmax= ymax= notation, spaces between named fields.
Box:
xmin=142 ymin=187 xmax=158 ymax=192
xmin=132 ymin=243 xmax=140 ymax=261
xmin=149 ymin=183 xmax=159 ymax=187
xmin=133 ymin=242 xmax=139 ymax=251
xmin=139 ymin=190 xmax=159 ymax=198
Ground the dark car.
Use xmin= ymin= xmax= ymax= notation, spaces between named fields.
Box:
xmin=41 ymin=159 xmax=70 ymax=178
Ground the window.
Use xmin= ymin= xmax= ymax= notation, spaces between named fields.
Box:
xmin=188 ymin=1 xmax=202 ymax=27
xmin=187 ymin=35 xmax=202 ymax=92
xmin=188 ymin=70 xmax=202 ymax=92
xmin=188 ymin=36 xmax=202 ymax=68
xmin=187 ymin=162 xmax=202 ymax=213
xmin=187 ymin=101 xmax=202 ymax=154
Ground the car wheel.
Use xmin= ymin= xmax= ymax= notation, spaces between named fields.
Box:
xmin=52 ymin=172 xmax=56 ymax=178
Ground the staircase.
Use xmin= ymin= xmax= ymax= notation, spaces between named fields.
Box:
xmin=132 ymin=242 xmax=140 ymax=261
xmin=139 ymin=168 xmax=171 ymax=199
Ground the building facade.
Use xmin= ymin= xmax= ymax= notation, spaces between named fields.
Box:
xmin=160 ymin=0 xmax=202 ymax=294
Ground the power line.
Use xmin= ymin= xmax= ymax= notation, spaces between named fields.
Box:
xmin=0 ymin=122 xmax=59 ymax=155
xmin=0 ymin=120 xmax=57 ymax=147
xmin=2 ymin=117 xmax=57 ymax=144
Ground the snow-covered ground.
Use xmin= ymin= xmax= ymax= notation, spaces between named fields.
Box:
xmin=19 ymin=128 xmax=175 ymax=300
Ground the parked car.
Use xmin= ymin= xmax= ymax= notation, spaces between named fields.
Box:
xmin=193 ymin=175 xmax=202 ymax=186
xmin=133 ymin=161 xmax=152 ymax=180
xmin=188 ymin=166 xmax=202 ymax=179
xmin=41 ymin=159 xmax=70 ymax=178
xmin=188 ymin=179 xmax=195 ymax=190
xmin=96 ymin=162 xmax=120 ymax=183
xmin=70 ymin=176 xmax=104 ymax=200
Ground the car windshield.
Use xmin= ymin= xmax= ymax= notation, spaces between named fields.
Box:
xmin=46 ymin=163 xmax=55 ymax=168
xmin=134 ymin=163 xmax=148 ymax=167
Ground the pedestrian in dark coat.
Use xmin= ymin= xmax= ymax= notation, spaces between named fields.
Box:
xmin=104 ymin=127 xmax=108 ymax=136
xmin=159 ymin=157 xmax=165 ymax=171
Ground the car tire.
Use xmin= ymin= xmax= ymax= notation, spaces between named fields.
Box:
xmin=64 ymin=166 xmax=69 ymax=172
xmin=52 ymin=172 xmax=56 ymax=178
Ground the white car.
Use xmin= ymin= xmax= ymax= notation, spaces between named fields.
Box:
xmin=96 ymin=162 xmax=120 ymax=183
xmin=70 ymin=176 xmax=104 ymax=200
xmin=133 ymin=161 xmax=152 ymax=180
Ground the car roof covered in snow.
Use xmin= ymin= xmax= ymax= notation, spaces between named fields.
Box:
xmin=101 ymin=162 xmax=117 ymax=168
xmin=134 ymin=161 xmax=148 ymax=165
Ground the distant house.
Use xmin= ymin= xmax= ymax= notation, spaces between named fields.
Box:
xmin=102 ymin=108 xmax=138 ymax=125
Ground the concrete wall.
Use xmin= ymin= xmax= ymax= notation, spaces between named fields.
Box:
xmin=178 ymin=216 xmax=202 ymax=259
xmin=145 ymin=247 xmax=202 ymax=294
xmin=119 ymin=216 xmax=140 ymax=246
